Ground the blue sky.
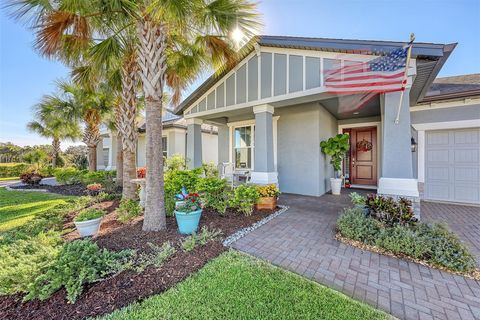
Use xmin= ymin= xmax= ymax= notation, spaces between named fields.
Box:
xmin=1 ymin=0 xmax=479 ymax=147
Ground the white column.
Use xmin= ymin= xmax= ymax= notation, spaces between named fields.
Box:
xmin=250 ymin=104 xmax=278 ymax=185
xmin=96 ymin=138 xmax=105 ymax=170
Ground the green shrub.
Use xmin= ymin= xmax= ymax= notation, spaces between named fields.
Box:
xmin=181 ymin=226 xmax=222 ymax=252
xmin=229 ymin=184 xmax=259 ymax=216
xmin=133 ymin=242 xmax=176 ymax=272
xmin=38 ymin=165 xmax=56 ymax=177
xmin=164 ymin=168 xmax=202 ymax=216
xmin=165 ymin=154 xmax=186 ymax=171
xmin=117 ymin=199 xmax=143 ymax=224
xmin=74 ymin=208 xmax=105 ymax=222
xmin=25 ymin=239 xmax=132 ymax=303
xmin=81 ymin=170 xmax=116 ymax=185
xmin=336 ymin=209 xmax=477 ymax=273
xmin=0 ymin=232 xmax=62 ymax=295
xmin=196 ymin=177 xmax=230 ymax=215
xmin=54 ymin=167 xmax=85 ymax=185
xmin=337 ymin=208 xmax=381 ymax=245
xmin=0 ymin=163 xmax=28 ymax=178
xmin=202 ymin=162 xmax=218 ymax=177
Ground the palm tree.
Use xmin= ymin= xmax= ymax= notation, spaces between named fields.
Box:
xmin=8 ymin=0 xmax=260 ymax=231
xmin=27 ymin=97 xmax=81 ymax=167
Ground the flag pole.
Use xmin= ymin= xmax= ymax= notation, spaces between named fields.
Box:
xmin=394 ymin=33 xmax=415 ymax=124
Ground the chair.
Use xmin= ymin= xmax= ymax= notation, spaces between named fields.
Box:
xmin=218 ymin=162 xmax=235 ymax=188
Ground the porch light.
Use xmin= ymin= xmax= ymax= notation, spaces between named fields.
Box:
xmin=411 ymin=137 xmax=417 ymax=152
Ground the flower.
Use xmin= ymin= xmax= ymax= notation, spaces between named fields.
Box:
xmin=86 ymin=183 xmax=102 ymax=191
xmin=137 ymin=167 xmax=146 ymax=178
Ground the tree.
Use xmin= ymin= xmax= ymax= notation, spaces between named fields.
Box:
xmin=27 ymin=96 xmax=81 ymax=167
xmin=8 ymin=0 xmax=260 ymax=231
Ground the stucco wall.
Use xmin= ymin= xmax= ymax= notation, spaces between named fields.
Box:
xmin=202 ymin=132 xmax=218 ymax=165
xmin=276 ymin=102 xmax=337 ymax=196
xmin=411 ymin=104 xmax=480 ymax=124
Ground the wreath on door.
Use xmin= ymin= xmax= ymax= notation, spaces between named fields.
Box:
xmin=356 ymin=139 xmax=373 ymax=152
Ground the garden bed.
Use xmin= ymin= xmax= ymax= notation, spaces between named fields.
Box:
xmin=0 ymin=206 xmax=278 ymax=320
xmin=11 ymin=184 xmax=87 ymax=196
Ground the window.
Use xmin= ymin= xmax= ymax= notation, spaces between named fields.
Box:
xmin=162 ymin=136 xmax=168 ymax=158
xmin=233 ymin=125 xmax=254 ymax=169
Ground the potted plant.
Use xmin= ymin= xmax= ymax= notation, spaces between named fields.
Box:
xmin=86 ymin=183 xmax=102 ymax=196
xmin=174 ymin=190 xmax=202 ymax=235
xmin=256 ymin=184 xmax=280 ymax=210
xmin=320 ymin=134 xmax=349 ymax=195
xmin=74 ymin=208 xmax=105 ymax=237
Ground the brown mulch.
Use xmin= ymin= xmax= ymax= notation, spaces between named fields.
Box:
xmin=11 ymin=184 xmax=87 ymax=196
xmin=0 ymin=206 xmax=275 ymax=320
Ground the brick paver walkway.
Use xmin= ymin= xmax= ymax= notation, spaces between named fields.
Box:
xmin=232 ymin=192 xmax=480 ymax=320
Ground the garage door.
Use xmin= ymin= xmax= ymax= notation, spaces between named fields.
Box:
xmin=425 ymin=128 xmax=480 ymax=204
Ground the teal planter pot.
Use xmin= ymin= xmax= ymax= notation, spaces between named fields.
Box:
xmin=174 ymin=209 xmax=202 ymax=235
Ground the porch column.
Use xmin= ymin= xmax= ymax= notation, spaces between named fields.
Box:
xmin=186 ymin=118 xmax=203 ymax=169
xmin=251 ymin=104 xmax=278 ymax=185
xmin=379 ymin=89 xmax=420 ymax=216
xmin=109 ymin=133 xmax=117 ymax=170
xmin=96 ymin=138 xmax=105 ymax=170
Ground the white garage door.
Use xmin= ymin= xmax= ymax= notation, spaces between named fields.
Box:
xmin=425 ymin=128 xmax=480 ymax=204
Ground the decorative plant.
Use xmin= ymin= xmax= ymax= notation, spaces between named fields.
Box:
xmin=175 ymin=188 xmax=202 ymax=214
xmin=117 ymin=199 xmax=143 ymax=224
xmin=365 ymin=194 xmax=417 ymax=227
xmin=229 ymin=184 xmax=259 ymax=216
xmin=349 ymin=192 xmax=366 ymax=206
xmin=20 ymin=169 xmax=43 ymax=185
xmin=320 ymin=134 xmax=350 ymax=178
xmin=74 ymin=208 xmax=105 ymax=222
xmin=86 ymin=183 xmax=102 ymax=196
xmin=257 ymin=184 xmax=280 ymax=198
xmin=136 ymin=167 xmax=146 ymax=178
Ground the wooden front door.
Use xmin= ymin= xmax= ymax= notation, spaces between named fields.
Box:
xmin=348 ymin=127 xmax=377 ymax=185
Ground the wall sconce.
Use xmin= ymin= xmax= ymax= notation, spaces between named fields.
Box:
xmin=411 ymin=137 xmax=417 ymax=152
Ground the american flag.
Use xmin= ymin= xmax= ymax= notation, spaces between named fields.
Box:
xmin=324 ymin=46 xmax=410 ymax=113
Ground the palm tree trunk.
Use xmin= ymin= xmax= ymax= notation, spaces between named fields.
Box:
xmin=87 ymin=145 xmax=97 ymax=171
xmin=137 ymin=20 xmax=166 ymax=231
xmin=119 ymin=55 xmax=139 ymax=200
xmin=116 ymin=132 xmax=123 ymax=187
xmin=51 ymin=137 xmax=60 ymax=167
xmin=83 ymin=122 xmax=100 ymax=172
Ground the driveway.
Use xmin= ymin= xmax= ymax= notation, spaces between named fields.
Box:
xmin=232 ymin=191 xmax=480 ymax=320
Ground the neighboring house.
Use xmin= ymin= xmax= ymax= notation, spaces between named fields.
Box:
xmin=97 ymin=111 xmax=218 ymax=170
xmin=173 ymin=35 xmax=480 ymax=207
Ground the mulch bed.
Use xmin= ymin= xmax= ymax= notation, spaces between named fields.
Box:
xmin=0 ymin=205 xmax=276 ymax=320
xmin=11 ymin=184 xmax=87 ymax=196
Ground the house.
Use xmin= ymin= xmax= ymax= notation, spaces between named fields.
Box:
xmin=97 ymin=111 xmax=218 ymax=170
xmin=173 ymin=35 xmax=480 ymax=207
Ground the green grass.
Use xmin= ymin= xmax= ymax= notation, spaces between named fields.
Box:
xmin=0 ymin=189 xmax=71 ymax=232
xmin=0 ymin=177 xmax=20 ymax=181
xmin=0 ymin=163 xmax=24 ymax=167
xmin=99 ymin=251 xmax=388 ymax=320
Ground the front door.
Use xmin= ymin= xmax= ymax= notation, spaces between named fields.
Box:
xmin=345 ymin=127 xmax=377 ymax=185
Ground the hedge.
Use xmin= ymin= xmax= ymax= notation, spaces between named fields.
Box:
xmin=0 ymin=163 xmax=28 ymax=178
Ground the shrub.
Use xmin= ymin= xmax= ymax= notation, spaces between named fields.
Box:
xmin=54 ymin=167 xmax=84 ymax=185
xmin=229 ymin=184 xmax=259 ymax=216
xmin=38 ymin=164 xmax=56 ymax=177
xmin=337 ymin=209 xmax=477 ymax=273
xmin=196 ymin=177 xmax=230 ymax=215
xmin=133 ymin=242 xmax=176 ymax=272
xmin=117 ymin=199 xmax=143 ymax=224
xmin=23 ymin=149 xmax=48 ymax=167
xmin=165 ymin=154 xmax=186 ymax=171
xmin=181 ymin=227 xmax=222 ymax=252
xmin=349 ymin=192 xmax=366 ymax=206
xmin=25 ymin=239 xmax=132 ymax=303
xmin=81 ymin=171 xmax=116 ymax=192
xmin=0 ymin=232 xmax=62 ymax=295
xmin=202 ymin=162 xmax=218 ymax=177
xmin=164 ymin=169 xmax=202 ymax=215
xmin=337 ymin=208 xmax=381 ymax=245
xmin=365 ymin=194 xmax=417 ymax=227
xmin=0 ymin=163 xmax=28 ymax=178
xmin=74 ymin=208 xmax=105 ymax=222
xmin=257 ymin=184 xmax=280 ymax=198
xmin=20 ymin=169 xmax=43 ymax=185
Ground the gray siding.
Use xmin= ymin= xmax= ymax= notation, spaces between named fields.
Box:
xmin=305 ymin=57 xmax=321 ymax=89
xmin=216 ymin=83 xmax=224 ymax=108
xmin=198 ymin=98 xmax=206 ymax=112
xmin=248 ymin=56 xmax=258 ymax=101
xmin=411 ymin=104 xmax=480 ymax=124
xmin=274 ymin=54 xmax=287 ymax=96
xmin=289 ymin=55 xmax=303 ymax=93
xmin=261 ymin=53 xmax=272 ymax=99
xmin=323 ymin=58 xmax=340 ymax=79
xmin=236 ymin=64 xmax=247 ymax=104
xmin=207 ymin=91 xmax=215 ymax=110
xmin=225 ymin=74 xmax=235 ymax=106
xmin=277 ymin=103 xmax=337 ymax=196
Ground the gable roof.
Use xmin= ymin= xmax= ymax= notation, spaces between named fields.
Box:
xmin=421 ymin=73 xmax=480 ymax=102
xmin=173 ymin=35 xmax=456 ymax=115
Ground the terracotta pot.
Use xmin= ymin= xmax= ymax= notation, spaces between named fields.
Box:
xmin=256 ymin=197 xmax=277 ymax=210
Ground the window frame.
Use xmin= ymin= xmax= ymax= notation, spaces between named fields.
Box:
xmin=232 ymin=124 xmax=255 ymax=171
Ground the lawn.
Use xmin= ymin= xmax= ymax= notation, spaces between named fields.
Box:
xmin=100 ymin=251 xmax=388 ymax=320
xmin=0 ymin=188 xmax=72 ymax=232
xmin=0 ymin=177 xmax=20 ymax=181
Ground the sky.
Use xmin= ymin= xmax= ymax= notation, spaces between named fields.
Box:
xmin=1 ymin=0 xmax=479 ymax=149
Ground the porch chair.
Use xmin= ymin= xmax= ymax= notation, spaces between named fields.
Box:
xmin=218 ymin=162 xmax=235 ymax=188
